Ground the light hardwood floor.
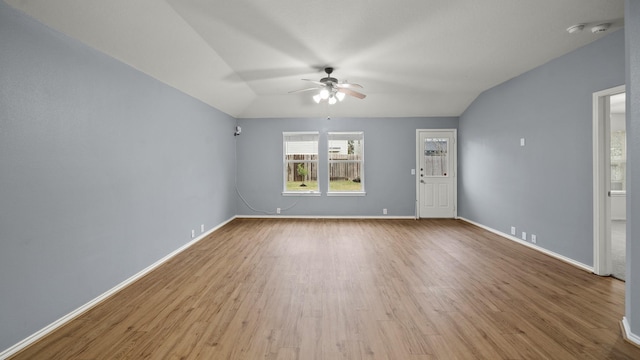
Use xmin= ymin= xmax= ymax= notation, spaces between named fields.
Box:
xmin=11 ymin=219 xmax=640 ymax=359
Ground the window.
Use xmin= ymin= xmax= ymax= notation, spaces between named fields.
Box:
xmin=328 ymin=132 xmax=364 ymax=195
xmin=423 ymin=137 xmax=449 ymax=177
xmin=283 ymin=132 xmax=319 ymax=194
xmin=611 ymin=130 xmax=626 ymax=191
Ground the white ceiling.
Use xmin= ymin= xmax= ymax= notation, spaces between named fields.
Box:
xmin=5 ymin=0 xmax=624 ymax=118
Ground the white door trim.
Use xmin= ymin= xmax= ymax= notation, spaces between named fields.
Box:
xmin=415 ymin=129 xmax=457 ymax=219
xmin=592 ymin=84 xmax=625 ymax=276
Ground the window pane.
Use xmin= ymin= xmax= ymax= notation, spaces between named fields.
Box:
xmin=423 ymin=138 xmax=448 ymax=176
xmin=610 ymin=130 xmax=626 ymax=191
xmin=285 ymin=139 xmax=318 ymax=159
xmin=328 ymin=132 xmax=364 ymax=193
xmin=329 ymin=162 xmax=363 ymax=192
xmin=328 ymin=139 xmax=363 ymax=160
xmin=286 ymin=161 xmax=318 ymax=191
xmin=284 ymin=132 xmax=319 ymax=193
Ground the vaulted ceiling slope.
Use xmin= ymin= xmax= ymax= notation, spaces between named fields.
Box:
xmin=5 ymin=0 xmax=623 ymax=118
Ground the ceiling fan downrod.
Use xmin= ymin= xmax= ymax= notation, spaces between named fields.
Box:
xmin=320 ymin=67 xmax=337 ymax=84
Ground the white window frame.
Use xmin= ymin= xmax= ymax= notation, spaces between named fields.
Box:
xmin=283 ymin=131 xmax=321 ymax=196
xmin=327 ymin=131 xmax=365 ymax=196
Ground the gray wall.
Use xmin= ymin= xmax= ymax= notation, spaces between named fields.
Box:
xmin=0 ymin=2 xmax=237 ymax=352
xmin=626 ymin=0 xmax=640 ymax=339
xmin=458 ymin=30 xmax=625 ymax=266
xmin=236 ymin=117 xmax=458 ymax=217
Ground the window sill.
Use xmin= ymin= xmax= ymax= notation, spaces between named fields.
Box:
xmin=282 ymin=191 xmax=322 ymax=197
xmin=327 ymin=192 xmax=366 ymax=197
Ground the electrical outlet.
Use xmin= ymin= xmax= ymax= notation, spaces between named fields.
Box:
xmin=201 ymin=224 xmax=204 ymax=233
xmin=276 ymin=208 xmax=281 ymax=214
xmin=191 ymin=230 xmax=195 ymax=238
xmin=520 ymin=138 xmax=526 ymax=146
xmin=522 ymin=232 xmax=527 ymax=241
xmin=531 ymin=234 xmax=537 ymax=244
xmin=511 ymin=226 xmax=516 ymax=235
xmin=383 ymin=208 xmax=388 ymax=215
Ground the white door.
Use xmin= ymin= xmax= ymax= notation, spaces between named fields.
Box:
xmin=417 ymin=130 xmax=456 ymax=218
xmin=592 ymin=85 xmax=625 ymax=277
xmin=607 ymin=92 xmax=627 ymax=280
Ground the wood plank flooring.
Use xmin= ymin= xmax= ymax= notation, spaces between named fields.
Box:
xmin=11 ymin=219 xmax=640 ymax=359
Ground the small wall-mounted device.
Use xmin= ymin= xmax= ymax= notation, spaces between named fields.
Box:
xmin=591 ymin=23 xmax=610 ymax=34
xmin=566 ymin=24 xmax=585 ymax=34
xmin=234 ymin=126 xmax=242 ymax=136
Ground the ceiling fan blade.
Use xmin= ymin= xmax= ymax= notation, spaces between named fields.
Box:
xmin=336 ymin=82 xmax=363 ymax=89
xmin=288 ymin=87 xmax=321 ymax=94
xmin=338 ymin=88 xmax=367 ymax=99
xmin=301 ymin=79 xmax=325 ymax=86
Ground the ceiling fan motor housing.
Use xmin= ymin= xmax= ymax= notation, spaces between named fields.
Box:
xmin=290 ymin=66 xmax=366 ymax=101
xmin=321 ymin=67 xmax=337 ymax=84
xmin=320 ymin=77 xmax=338 ymax=84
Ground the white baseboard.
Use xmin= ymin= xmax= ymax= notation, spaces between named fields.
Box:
xmin=236 ymin=215 xmax=416 ymax=220
xmin=457 ymin=217 xmax=593 ymax=273
xmin=0 ymin=216 xmax=236 ymax=360
xmin=622 ymin=317 xmax=640 ymax=347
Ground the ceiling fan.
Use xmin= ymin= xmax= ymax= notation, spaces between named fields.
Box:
xmin=289 ymin=67 xmax=366 ymax=104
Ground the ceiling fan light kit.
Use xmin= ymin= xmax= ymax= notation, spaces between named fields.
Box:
xmin=290 ymin=67 xmax=366 ymax=105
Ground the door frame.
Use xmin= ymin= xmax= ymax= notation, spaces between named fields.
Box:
xmin=415 ymin=129 xmax=458 ymax=219
xmin=592 ymin=84 xmax=625 ymax=276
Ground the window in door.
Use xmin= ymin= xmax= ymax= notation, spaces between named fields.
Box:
xmin=423 ymin=138 xmax=449 ymax=177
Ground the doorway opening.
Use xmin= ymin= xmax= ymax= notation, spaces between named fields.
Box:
xmin=593 ymin=85 xmax=626 ymax=279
